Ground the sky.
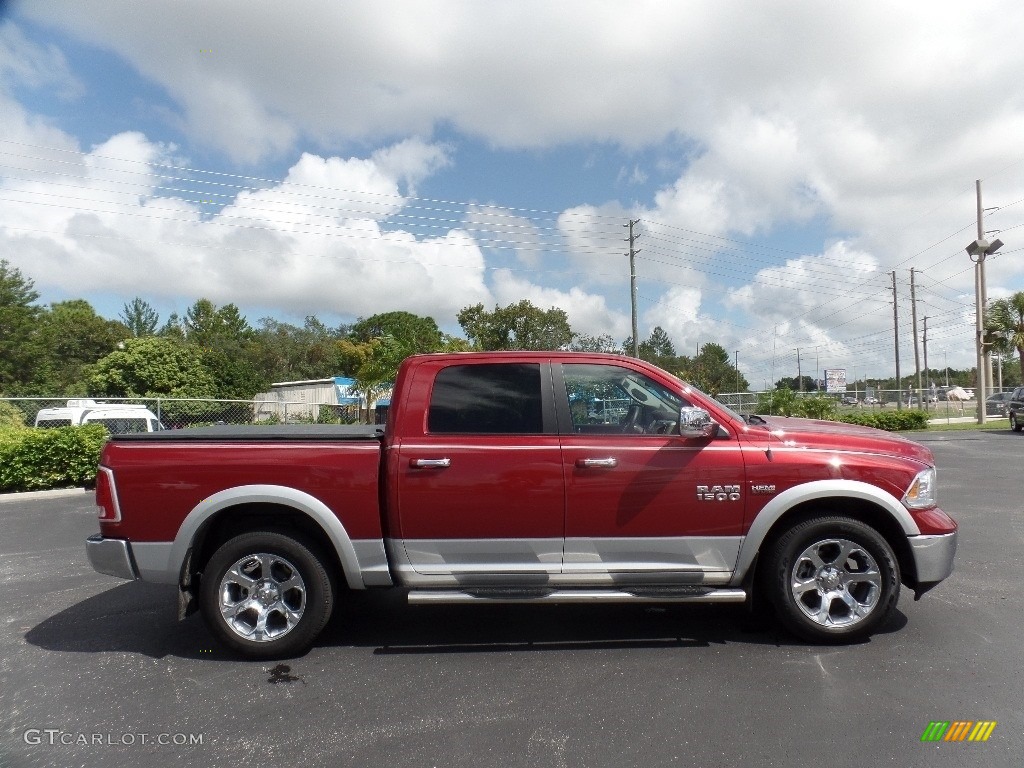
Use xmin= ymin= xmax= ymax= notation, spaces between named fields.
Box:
xmin=3 ymin=1 xmax=1024 ymax=389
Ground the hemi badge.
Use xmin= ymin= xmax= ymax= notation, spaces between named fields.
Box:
xmin=751 ymin=484 xmax=776 ymax=495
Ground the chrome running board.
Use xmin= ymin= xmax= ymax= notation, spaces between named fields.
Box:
xmin=406 ymin=587 xmax=747 ymax=605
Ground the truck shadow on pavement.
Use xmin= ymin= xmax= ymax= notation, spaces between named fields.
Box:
xmin=24 ymin=581 xmax=908 ymax=660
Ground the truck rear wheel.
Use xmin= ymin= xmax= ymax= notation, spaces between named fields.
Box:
xmin=764 ymin=516 xmax=899 ymax=643
xmin=199 ymin=530 xmax=334 ymax=659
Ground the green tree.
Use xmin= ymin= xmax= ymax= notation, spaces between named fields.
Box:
xmin=457 ymin=300 xmax=575 ymax=350
xmin=253 ymin=316 xmax=356 ymax=383
xmin=637 ymin=326 xmax=676 ymax=370
xmin=167 ymin=299 xmax=265 ymax=399
xmin=570 ymin=333 xmax=621 ymax=353
xmin=88 ymin=336 xmax=217 ymax=398
xmin=159 ymin=311 xmax=185 ymax=340
xmin=681 ymin=343 xmax=748 ymax=396
xmin=351 ymin=336 xmax=408 ymax=422
xmin=440 ymin=334 xmax=473 ymax=352
xmin=987 ymin=292 xmax=1024 ymax=380
xmin=120 ymin=297 xmax=160 ymax=337
xmin=775 ymin=375 xmax=817 ymax=392
xmin=29 ymin=300 xmax=130 ymax=395
xmin=181 ymin=299 xmax=254 ymax=346
xmin=349 ymin=311 xmax=444 ymax=352
xmin=0 ymin=259 xmax=42 ymax=394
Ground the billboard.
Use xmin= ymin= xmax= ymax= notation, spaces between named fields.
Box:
xmin=823 ymin=368 xmax=847 ymax=394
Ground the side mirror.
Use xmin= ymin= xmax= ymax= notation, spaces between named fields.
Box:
xmin=678 ymin=406 xmax=716 ymax=439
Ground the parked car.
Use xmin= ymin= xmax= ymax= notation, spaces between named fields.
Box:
xmin=986 ymin=391 xmax=1013 ymax=417
xmin=863 ymin=396 xmax=880 ymax=405
xmin=1008 ymin=387 xmax=1024 ymax=431
xmin=840 ymin=396 xmax=860 ymax=406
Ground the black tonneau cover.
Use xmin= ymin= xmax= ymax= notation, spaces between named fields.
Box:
xmin=110 ymin=424 xmax=383 ymax=442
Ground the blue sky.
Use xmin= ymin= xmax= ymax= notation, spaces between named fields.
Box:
xmin=3 ymin=1 xmax=1024 ymax=388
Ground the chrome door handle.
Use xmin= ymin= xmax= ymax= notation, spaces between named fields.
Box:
xmin=576 ymin=458 xmax=617 ymax=468
xmin=411 ymin=458 xmax=451 ymax=468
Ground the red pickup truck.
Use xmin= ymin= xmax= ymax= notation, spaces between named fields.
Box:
xmin=86 ymin=352 xmax=957 ymax=658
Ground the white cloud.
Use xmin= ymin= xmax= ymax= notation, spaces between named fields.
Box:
xmin=9 ymin=2 xmax=1024 ymax=375
xmin=0 ymin=134 xmax=492 ymax=323
xmin=490 ymin=268 xmax=631 ymax=341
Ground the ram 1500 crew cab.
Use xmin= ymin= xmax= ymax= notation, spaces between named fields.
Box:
xmin=86 ymin=352 xmax=957 ymax=658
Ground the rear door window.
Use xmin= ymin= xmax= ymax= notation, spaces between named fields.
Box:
xmin=428 ymin=363 xmax=544 ymax=434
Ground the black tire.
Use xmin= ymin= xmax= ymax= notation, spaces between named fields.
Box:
xmin=1011 ymin=412 xmax=1022 ymax=432
xmin=764 ymin=516 xmax=899 ymax=643
xmin=199 ymin=530 xmax=334 ymax=659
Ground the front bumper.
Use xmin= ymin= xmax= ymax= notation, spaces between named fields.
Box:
xmin=907 ymin=531 xmax=957 ymax=599
xmin=86 ymin=534 xmax=138 ymax=581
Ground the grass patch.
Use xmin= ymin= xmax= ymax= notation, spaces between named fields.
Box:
xmin=921 ymin=419 xmax=1011 ymax=432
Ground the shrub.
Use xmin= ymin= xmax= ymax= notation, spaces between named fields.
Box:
xmin=837 ymin=410 xmax=929 ymax=431
xmin=756 ymin=388 xmax=799 ymax=416
xmin=0 ymin=401 xmax=29 ymax=429
xmin=0 ymin=425 xmax=107 ymax=492
xmin=797 ymin=395 xmax=837 ymax=420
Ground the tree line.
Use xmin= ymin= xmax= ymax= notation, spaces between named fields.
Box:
xmin=1 ymin=259 xmax=756 ymax=403
xmin=16 ymin=258 xmax=1024 ymax=403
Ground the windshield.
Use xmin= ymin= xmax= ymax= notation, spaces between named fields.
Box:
xmin=86 ymin=417 xmax=151 ymax=434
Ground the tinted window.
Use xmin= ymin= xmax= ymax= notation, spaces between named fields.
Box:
xmin=36 ymin=419 xmax=72 ymax=428
xmin=428 ymin=364 xmax=543 ymax=434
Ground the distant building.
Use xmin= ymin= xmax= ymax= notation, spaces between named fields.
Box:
xmin=254 ymin=377 xmax=389 ymax=423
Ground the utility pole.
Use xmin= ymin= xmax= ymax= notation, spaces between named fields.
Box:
xmin=923 ymin=315 xmax=929 ymax=388
xmin=910 ymin=269 xmax=922 ymax=409
xmin=625 ymin=219 xmax=641 ymax=358
xmin=892 ymin=271 xmax=902 ymax=410
xmin=795 ymin=348 xmax=803 ymax=393
xmin=734 ymin=350 xmax=740 ymax=394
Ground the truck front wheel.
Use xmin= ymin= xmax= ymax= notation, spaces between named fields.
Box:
xmin=764 ymin=516 xmax=900 ymax=643
xmin=199 ymin=530 xmax=334 ymax=659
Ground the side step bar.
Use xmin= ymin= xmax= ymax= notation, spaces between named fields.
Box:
xmin=407 ymin=588 xmax=747 ymax=605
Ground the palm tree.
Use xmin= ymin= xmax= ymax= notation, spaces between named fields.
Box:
xmin=986 ymin=292 xmax=1024 ymax=379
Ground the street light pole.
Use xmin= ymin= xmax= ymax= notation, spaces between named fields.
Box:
xmin=966 ymin=180 xmax=1004 ymax=425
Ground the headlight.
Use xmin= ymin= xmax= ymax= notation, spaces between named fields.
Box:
xmin=903 ymin=467 xmax=937 ymax=509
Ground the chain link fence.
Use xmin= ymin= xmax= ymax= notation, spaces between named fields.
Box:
xmin=3 ymin=386 xmax=1011 ymax=432
xmin=1 ymin=397 xmax=366 ymax=431
xmin=715 ymin=388 xmax=1011 ymax=419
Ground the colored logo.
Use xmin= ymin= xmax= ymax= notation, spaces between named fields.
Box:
xmin=921 ymin=721 xmax=996 ymax=742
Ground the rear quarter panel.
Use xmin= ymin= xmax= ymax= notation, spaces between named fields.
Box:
xmin=99 ymin=440 xmax=383 ymax=543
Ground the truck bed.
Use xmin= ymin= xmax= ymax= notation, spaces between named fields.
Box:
xmin=109 ymin=424 xmax=384 ymax=442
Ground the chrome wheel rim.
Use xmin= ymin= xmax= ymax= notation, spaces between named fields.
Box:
xmin=218 ymin=553 xmax=306 ymax=642
xmin=790 ymin=538 xmax=882 ymax=630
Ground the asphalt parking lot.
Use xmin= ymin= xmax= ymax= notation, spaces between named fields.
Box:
xmin=1 ymin=430 xmax=1022 ymax=768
